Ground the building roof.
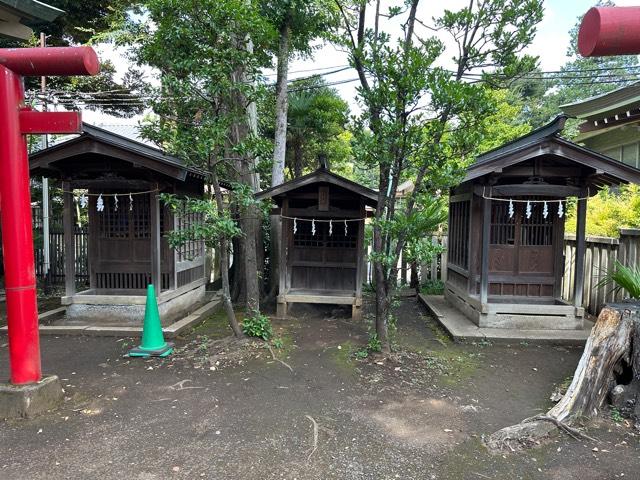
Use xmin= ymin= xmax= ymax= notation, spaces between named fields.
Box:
xmin=465 ymin=115 xmax=640 ymax=188
xmin=561 ymin=81 xmax=640 ymax=120
xmin=30 ymin=122 xmax=207 ymax=182
xmin=256 ymin=168 xmax=379 ymax=207
xmin=0 ymin=0 xmax=64 ymax=40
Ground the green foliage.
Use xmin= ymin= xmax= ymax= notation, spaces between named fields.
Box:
xmin=242 ymin=311 xmax=273 ymax=340
xmin=565 ymin=185 xmax=640 ymax=237
xmin=354 ymin=348 xmax=369 ymax=359
xmin=610 ymin=407 xmax=624 ymax=423
xmin=338 ymin=0 xmax=543 ymax=349
xmin=596 ymin=261 xmax=640 ymax=300
xmin=260 ymin=76 xmax=351 ymax=179
xmin=115 ymin=0 xmax=272 ymax=168
xmin=421 ymin=279 xmax=445 ymax=296
xmin=260 ymin=0 xmax=339 ymax=55
xmin=366 ymin=332 xmax=382 ymax=353
xmin=160 ymin=194 xmax=242 ymax=251
xmin=400 ymin=196 xmax=448 ymax=266
xmin=476 ymin=90 xmax=532 ymax=154
xmin=271 ymin=337 xmax=284 ymax=349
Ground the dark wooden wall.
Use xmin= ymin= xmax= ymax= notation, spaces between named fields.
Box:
xmin=282 ymin=184 xmax=365 ymax=294
xmin=88 ymin=191 xmax=173 ymax=291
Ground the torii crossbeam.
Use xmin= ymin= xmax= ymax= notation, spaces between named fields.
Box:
xmin=578 ymin=6 xmax=640 ymax=57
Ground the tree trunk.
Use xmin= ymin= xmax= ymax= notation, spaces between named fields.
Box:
xmin=212 ymin=170 xmax=244 ymax=338
xmin=271 ymin=22 xmax=290 ymax=187
xmin=373 ymin=222 xmax=391 ymax=353
xmin=265 ymin=23 xmax=290 ymax=306
xmin=410 ymin=261 xmax=419 ymax=291
xmin=230 ymin=234 xmax=244 ymax=303
xmin=486 ymin=304 xmax=640 ymax=452
xmin=227 ymin=35 xmax=261 ymax=315
xmin=374 ymin=271 xmax=391 ymax=354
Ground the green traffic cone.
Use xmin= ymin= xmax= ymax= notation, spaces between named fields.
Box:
xmin=129 ymin=284 xmax=174 ymax=358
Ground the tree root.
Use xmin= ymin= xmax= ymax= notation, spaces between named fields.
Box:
xmin=169 ymin=379 xmax=204 ymax=391
xmin=267 ymin=343 xmax=294 ymax=373
xmin=305 ymin=414 xmax=319 ymax=462
xmin=486 ymin=305 xmax=638 ymax=453
xmin=485 ymin=414 xmax=599 ymax=452
xmin=530 ymin=415 xmax=599 ymax=443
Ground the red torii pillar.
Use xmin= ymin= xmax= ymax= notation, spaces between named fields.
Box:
xmin=0 ymin=47 xmax=99 ymax=385
xmin=578 ymin=6 xmax=640 ymax=57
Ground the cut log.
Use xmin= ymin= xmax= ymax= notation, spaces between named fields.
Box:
xmin=486 ymin=304 xmax=639 ymax=452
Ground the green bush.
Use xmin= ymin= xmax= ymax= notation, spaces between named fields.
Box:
xmin=565 ymin=184 xmax=640 ymax=237
xmin=421 ymin=279 xmax=445 ymax=295
xmin=242 ymin=311 xmax=273 ymax=340
xmin=596 ymin=261 xmax=640 ymax=300
xmin=367 ymin=332 xmax=382 ymax=352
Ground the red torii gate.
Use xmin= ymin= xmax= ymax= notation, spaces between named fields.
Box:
xmin=0 ymin=47 xmax=99 ymax=385
xmin=578 ymin=6 xmax=640 ymax=57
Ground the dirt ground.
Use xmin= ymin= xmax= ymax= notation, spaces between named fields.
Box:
xmin=1 ymin=296 xmax=639 ymax=480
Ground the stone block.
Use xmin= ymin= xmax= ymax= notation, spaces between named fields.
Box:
xmin=0 ymin=375 xmax=64 ymax=419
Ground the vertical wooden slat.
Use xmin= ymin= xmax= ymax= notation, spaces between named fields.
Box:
xmin=573 ymin=195 xmax=587 ymax=308
xmin=480 ymin=196 xmax=491 ymax=305
xmin=441 ymin=235 xmax=448 ymax=283
xmin=431 ymin=235 xmax=438 ymax=280
xmin=150 ymin=190 xmax=161 ymax=295
xmin=63 ymin=181 xmax=76 ymax=297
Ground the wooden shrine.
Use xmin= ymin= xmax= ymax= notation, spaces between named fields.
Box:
xmin=29 ymin=123 xmax=207 ymax=325
xmin=256 ymin=166 xmax=377 ymax=320
xmin=445 ymin=116 xmax=640 ymax=330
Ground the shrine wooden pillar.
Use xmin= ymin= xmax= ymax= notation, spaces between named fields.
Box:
xmin=62 ymin=181 xmax=76 ymax=298
xmin=574 ymin=192 xmax=588 ymax=308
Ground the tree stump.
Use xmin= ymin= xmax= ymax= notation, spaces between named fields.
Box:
xmin=486 ymin=303 xmax=640 ymax=452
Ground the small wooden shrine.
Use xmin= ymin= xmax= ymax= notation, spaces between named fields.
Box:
xmin=29 ymin=123 xmax=207 ymax=325
xmin=445 ymin=116 xmax=640 ymax=330
xmin=256 ymin=166 xmax=377 ymax=319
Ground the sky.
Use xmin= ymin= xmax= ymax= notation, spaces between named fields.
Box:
xmin=82 ymin=0 xmax=640 ymax=128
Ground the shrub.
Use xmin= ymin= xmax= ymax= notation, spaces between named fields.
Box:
xmin=242 ymin=311 xmax=273 ymax=340
xmin=367 ymin=332 xmax=382 ymax=352
xmin=421 ymin=279 xmax=445 ymax=295
xmin=565 ymin=184 xmax=640 ymax=237
xmin=596 ymin=261 xmax=640 ymax=300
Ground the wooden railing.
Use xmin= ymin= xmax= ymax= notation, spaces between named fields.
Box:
xmin=32 ymin=205 xmax=89 ymax=286
xmin=563 ymin=229 xmax=640 ymax=314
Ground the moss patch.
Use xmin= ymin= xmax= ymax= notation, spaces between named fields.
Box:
xmin=425 ymin=348 xmax=483 ymax=386
xmin=329 ymin=340 xmax=360 ymax=375
xmin=188 ymin=308 xmax=244 ymax=339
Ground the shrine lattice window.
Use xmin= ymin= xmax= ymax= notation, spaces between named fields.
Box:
xmin=175 ymin=207 xmax=204 ymax=261
xmin=448 ymin=200 xmax=470 ymax=269
xmin=293 ymin=220 xmax=357 ymax=249
xmin=490 ymin=198 xmax=553 ymax=247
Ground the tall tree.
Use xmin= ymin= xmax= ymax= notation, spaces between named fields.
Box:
xmin=263 ymin=0 xmax=340 ymax=187
xmin=286 ymin=77 xmax=350 ymax=177
xmin=337 ymin=0 xmax=543 ymax=352
xmin=116 ymin=0 xmax=272 ymax=326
